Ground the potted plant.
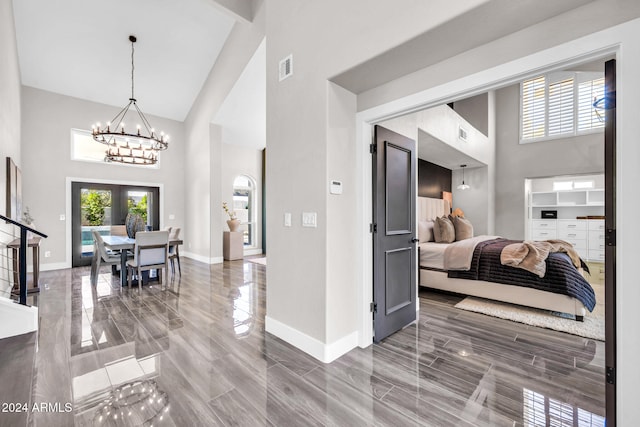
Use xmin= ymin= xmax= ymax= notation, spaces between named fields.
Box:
xmin=223 ymin=202 xmax=240 ymax=232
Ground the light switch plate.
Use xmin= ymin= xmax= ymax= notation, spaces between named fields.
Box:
xmin=284 ymin=212 xmax=292 ymax=227
xmin=302 ymin=212 xmax=317 ymax=228
xmin=59 ymin=214 xmax=65 ymax=221
xmin=169 ymin=214 xmax=175 ymax=220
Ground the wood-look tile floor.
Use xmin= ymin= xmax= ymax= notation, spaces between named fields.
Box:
xmin=15 ymin=258 xmax=605 ymax=426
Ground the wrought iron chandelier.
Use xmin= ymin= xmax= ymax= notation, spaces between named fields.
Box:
xmin=91 ymin=35 xmax=169 ymax=165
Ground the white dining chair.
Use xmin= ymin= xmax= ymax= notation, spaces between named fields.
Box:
xmin=126 ymin=230 xmax=169 ymax=291
xmin=91 ymin=230 xmax=121 ymax=285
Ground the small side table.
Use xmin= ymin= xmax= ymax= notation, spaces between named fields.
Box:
xmin=8 ymin=237 xmax=42 ymax=294
xmin=223 ymin=231 xmax=244 ymax=261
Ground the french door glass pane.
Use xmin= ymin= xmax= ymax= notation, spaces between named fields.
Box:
xmin=80 ymin=188 xmax=112 ymax=258
xmin=127 ymin=190 xmax=151 ymax=225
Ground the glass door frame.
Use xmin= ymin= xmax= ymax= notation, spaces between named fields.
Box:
xmin=71 ymin=182 xmax=160 ymax=267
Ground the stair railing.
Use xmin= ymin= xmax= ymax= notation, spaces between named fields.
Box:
xmin=1 ymin=214 xmax=48 ymax=305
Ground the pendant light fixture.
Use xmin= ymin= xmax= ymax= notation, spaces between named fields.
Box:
xmin=91 ymin=35 xmax=169 ymax=165
xmin=457 ymin=164 xmax=470 ymax=190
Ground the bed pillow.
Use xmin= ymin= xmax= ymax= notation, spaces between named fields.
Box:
xmin=418 ymin=220 xmax=435 ymax=242
xmin=434 ymin=216 xmax=455 ymax=243
xmin=453 ymin=216 xmax=474 ymax=241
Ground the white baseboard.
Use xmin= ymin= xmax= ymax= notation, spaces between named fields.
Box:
xmin=0 ymin=297 xmax=38 ymax=339
xmin=244 ymin=248 xmax=263 ymax=256
xmin=265 ymin=316 xmax=358 ymax=363
xmin=182 ymin=252 xmax=223 ymax=264
xmin=40 ymin=262 xmax=70 ymax=272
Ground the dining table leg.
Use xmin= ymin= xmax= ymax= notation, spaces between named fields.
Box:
xmin=120 ymin=251 xmax=128 ymax=287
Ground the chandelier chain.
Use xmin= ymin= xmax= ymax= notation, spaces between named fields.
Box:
xmin=131 ymin=39 xmax=135 ymax=100
xmin=91 ymin=35 xmax=169 ymax=166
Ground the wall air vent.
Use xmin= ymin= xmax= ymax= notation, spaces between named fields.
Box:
xmin=458 ymin=126 xmax=468 ymax=142
xmin=279 ymin=54 xmax=293 ymax=81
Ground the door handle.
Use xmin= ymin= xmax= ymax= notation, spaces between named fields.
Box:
xmin=411 ymin=238 xmax=419 ymax=243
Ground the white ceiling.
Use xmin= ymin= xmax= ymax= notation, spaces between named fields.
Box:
xmin=213 ymin=38 xmax=265 ymax=149
xmin=418 ymin=129 xmax=485 ymax=170
xmin=12 ymin=0 xmax=235 ymax=121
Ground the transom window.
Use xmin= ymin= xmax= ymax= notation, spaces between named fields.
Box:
xmin=71 ymin=128 xmax=160 ymax=169
xmin=520 ymin=72 xmax=604 ymax=143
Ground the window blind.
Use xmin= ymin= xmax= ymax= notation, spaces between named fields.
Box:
xmin=548 ymin=77 xmax=574 ymax=136
xmin=578 ymin=77 xmax=605 ymax=131
xmin=521 ymin=75 xmax=546 ymax=140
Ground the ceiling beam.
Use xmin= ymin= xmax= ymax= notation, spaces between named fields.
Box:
xmin=208 ymin=0 xmax=254 ymax=23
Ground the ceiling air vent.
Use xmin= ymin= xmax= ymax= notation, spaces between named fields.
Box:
xmin=279 ymin=54 xmax=293 ymax=81
xmin=458 ymin=126 xmax=468 ymax=142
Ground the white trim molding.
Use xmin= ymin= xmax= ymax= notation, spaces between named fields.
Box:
xmin=265 ymin=316 xmax=358 ymax=364
xmin=182 ymin=252 xmax=223 ymax=265
xmin=0 ymin=297 xmax=38 ymax=339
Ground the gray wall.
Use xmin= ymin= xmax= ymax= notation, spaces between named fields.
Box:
xmin=221 ymin=142 xmax=263 ymax=251
xmin=452 ymin=93 xmax=488 ymax=136
xmin=183 ymin=1 xmax=265 ymax=263
xmin=494 ymin=84 xmax=604 ymax=239
xmin=20 ymin=87 xmax=186 ymax=269
xmin=452 ymin=166 xmax=489 ymax=235
xmin=0 ymin=0 xmax=22 ymax=294
xmin=265 ymin=0 xmax=490 ymax=346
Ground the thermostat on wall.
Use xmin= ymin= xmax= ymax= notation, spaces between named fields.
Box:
xmin=330 ymin=180 xmax=343 ymax=195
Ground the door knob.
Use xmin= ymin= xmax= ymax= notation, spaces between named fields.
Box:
xmin=411 ymin=238 xmax=419 ymax=243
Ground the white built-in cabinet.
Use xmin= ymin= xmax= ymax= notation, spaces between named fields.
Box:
xmin=527 ymin=182 xmax=605 ymax=263
xmin=530 ymin=218 xmax=604 ymax=262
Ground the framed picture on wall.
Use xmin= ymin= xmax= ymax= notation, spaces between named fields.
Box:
xmin=5 ymin=157 xmax=22 ymax=221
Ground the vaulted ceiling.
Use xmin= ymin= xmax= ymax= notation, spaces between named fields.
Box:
xmin=12 ymin=0 xmax=238 ymax=121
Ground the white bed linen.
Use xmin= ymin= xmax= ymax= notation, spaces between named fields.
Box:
xmin=419 ymin=242 xmax=450 ymax=270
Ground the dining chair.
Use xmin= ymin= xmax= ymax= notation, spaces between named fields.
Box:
xmin=91 ymin=230 xmax=121 ymax=285
xmin=126 ymin=230 xmax=169 ymax=291
xmin=110 ymin=225 xmax=128 ymax=236
xmin=168 ymin=227 xmax=181 ymax=276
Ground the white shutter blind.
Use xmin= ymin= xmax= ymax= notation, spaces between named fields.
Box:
xmin=548 ymin=77 xmax=574 ymax=136
xmin=577 ymin=77 xmax=605 ymax=131
xmin=521 ymin=76 xmax=546 ymax=140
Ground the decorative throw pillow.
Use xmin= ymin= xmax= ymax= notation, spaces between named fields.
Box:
xmin=434 ymin=216 xmax=455 ymax=243
xmin=418 ymin=220 xmax=435 ymax=242
xmin=453 ymin=216 xmax=474 ymax=241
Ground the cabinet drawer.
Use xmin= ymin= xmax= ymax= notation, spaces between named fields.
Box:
xmin=589 ymin=231 xmax=605 ymax=247
xmin=562 ymin=238 xmax=587 ymax=250
xmin=577 ymin=247 xmax=588 ymax=260
xmin=588 ymin=250 xmax=605 ymax=262
xmin=558 ymin=229 xmax=587 ymax=240
xmin=531 ymin=219 xmax=556 ymax=230
xmin=531 ymin=229 xmax=557 ymax=240
xmin=587 ymin=262 xmax=605 ymax=275
xmin=557 ymin=220 xmax=587 ymax=231
xmin=588 ymin=220 xmax=605 ymax=231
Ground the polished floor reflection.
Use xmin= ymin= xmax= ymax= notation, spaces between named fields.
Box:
xmin=21 ymin=258 xmax=605 ymax=426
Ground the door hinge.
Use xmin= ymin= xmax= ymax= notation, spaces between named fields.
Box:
xmin=369 ymin=143 xmax=377 ymax=154
xmin=606 ymin=228 xmax=616 ymax=246
xmin=370 ymin=302 xmax=377 ymax=313
xmin=370 ymin=223 xmax=377 ymax=233
xmin=606 ymin=366 xmax=615 ymax=384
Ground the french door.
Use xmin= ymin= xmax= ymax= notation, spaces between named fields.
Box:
xmin=71 ymin=182 xmax=160 ymax=267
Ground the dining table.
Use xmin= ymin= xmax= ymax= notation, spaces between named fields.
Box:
xmin=102 ymin=235 xmax=183 ymax=287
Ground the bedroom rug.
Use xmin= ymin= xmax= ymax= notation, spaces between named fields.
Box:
xmin=454 ymin=283 xmax=605 ymax=341
xmin=247 ymin=257 xmax=267 ymax=266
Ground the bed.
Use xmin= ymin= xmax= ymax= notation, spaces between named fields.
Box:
xmin=418 ymin=197 xmax=595 ymax=320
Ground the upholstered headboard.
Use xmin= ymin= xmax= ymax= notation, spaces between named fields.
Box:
xmin=418 ymin=197 xmax=450 ymax=221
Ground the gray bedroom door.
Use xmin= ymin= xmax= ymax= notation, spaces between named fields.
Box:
xmin=372 ymin=125 xmax=417 ymax=342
